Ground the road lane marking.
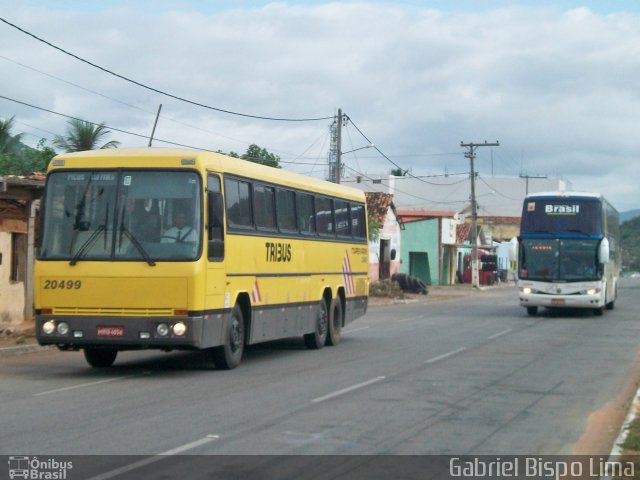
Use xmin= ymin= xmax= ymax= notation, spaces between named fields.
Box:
xmin=488 ymin=328 xmax=513 ymax=340
xmin=312 ymin=376 xmax=386 ymax=403
xmin=86 ymin=435 xmax=219 ymax=480
xmin=424 ymin=347 xmax=467 ymax=364
xmin=343 ymin=326 xmax=370 ymax=334
xmin=33 ymin=375 xmax=136 ymax=396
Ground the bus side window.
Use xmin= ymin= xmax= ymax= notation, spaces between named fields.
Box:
xmin=208 ymin=174 xmax=224 ymax=261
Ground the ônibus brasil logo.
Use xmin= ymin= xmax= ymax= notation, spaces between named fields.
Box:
xmin=8 ymin=456 xmax=73 ymax=479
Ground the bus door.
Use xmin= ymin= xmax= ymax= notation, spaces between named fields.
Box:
xmin=206 ymin=173 xmax=226 ymax=301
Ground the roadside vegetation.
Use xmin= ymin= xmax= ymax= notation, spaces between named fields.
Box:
xmin=621 ymin=216 xmax=640 ymax=273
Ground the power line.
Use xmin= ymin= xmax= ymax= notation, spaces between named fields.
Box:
xmin=0 ymin=94 xmax=211 ymax=151
xmin=0 ymin=16 xmax=333 ymax=123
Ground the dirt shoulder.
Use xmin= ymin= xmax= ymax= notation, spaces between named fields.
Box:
xmin=368 ymin=282 xmax=515 ymax=307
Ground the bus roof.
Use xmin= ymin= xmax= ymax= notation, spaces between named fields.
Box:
xmin=524 ymin=191 xmax=603 ymax=201
xmin=49 ymin=147 xmax=365 ymax=202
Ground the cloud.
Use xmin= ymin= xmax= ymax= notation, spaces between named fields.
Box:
xmin=1 ymin=1 xmax=639 ymax=210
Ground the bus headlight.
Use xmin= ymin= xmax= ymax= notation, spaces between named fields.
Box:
xmin=42 ymin=320 xmax=56 ymax=335
xmin=520 ymin=287 xmax=532 ymax=295
xmin=585 ymin=288 xmax=600 ymax=296
xmin=156 ymin=323 xmax=170 ymax=337
xmin=56 ymin=322 xmax=70 ymax=335
xmin=172 ymin=322 xmax=187 ymax=336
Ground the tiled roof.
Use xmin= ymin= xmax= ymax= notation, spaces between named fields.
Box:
xmin=365 ymin=192 xmax=394 ymax=224
xmin=456 ymin=223 xmax=472 ymax=244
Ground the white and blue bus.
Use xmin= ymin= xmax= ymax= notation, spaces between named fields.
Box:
xmin=517 ymin=191 xmax=621 ymax=316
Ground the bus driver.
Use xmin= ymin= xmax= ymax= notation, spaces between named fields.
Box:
xmin=161 ymin=211 xmax=196 ymax=243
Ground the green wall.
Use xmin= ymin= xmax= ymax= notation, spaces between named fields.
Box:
xmin=400 ymin=219 xmax=440 ymax=285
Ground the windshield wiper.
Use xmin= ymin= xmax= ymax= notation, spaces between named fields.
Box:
xmin=70 ymin=225 xmax=106 ymax=266
xmin=119 ymin=226 xmax=156 ymax=267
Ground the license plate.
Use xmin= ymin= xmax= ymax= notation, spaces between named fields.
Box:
xmin=97 ymin=325 xmax=124 ymax=337
xmin=551 ymin=299 xmax=565 ymax=306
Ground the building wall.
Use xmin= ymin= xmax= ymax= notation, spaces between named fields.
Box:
xmin=368 ymin=206 xmax=401 ymax=282
xmin=400 ymin=219 xmax=440 ymax=285
xmin=0 ymin=231 xmax=26 ymax=325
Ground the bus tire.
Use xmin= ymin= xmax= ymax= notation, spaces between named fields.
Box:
xmin=84 ymin=347 xmax=117 ymax=368
xmin=304 ymin=298 xmax=328 ymax=349
xmin=326 ymin=298 xmax=343 ymax=346
xmin=526 ymin=306 xmax=538 ymax=316
xmin=593 ymin=307 xmax=604 ymax=316
xmin=212 ymin=304 xmax=245 ymax=370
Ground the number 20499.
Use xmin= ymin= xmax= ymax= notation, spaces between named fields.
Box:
xmin=44 ymin=280 xmax=82 ymax=290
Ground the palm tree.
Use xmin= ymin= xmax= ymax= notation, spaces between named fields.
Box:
xmin=0 ymin=116 xmax=24 ymax=155
xmin=53 ymin=119 xmax=120 ymax=152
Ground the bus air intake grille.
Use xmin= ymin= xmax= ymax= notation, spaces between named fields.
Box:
xmin=52 ymin=307 xmax=175 ymax=317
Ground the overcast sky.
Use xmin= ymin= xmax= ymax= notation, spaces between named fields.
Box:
xmin=1 ymin=0 xmax=639 ymax=211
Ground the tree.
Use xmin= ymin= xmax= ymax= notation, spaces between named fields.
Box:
xmin=390 ymin=168 xmax=408 ymax=176
xmin=241 ymin=144 xmax=280 ymax=168
xmin=53 ymin=119 xmax=120 ymax=152
xmin=0 ymin=116 xmax=24 ymax=155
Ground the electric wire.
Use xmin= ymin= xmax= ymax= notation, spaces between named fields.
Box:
xmin=0 ymin=16 xmax=333 ymax=123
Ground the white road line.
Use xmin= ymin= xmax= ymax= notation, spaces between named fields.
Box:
xmin=343 ymin=326 xmax=370 ymax=334
xmin=488 ymin=328 xmax=513 ymax=340
xmin=312 ymin=376 xmax=386 ymax=403
xmin=424 ymin=347 xmax=467 ymax=364
xmin=397 ymin=315 xmax=425 ymax=323
xmin=86 ymin=435 xmax=219 ymax=480
xmin=33 ymin=376 xmax=136 ymax=397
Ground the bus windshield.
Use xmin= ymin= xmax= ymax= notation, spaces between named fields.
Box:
xmin=39 ymin=170 xmax=202 ymax=262
xmin=519 ymin=238 xmax=600 ymax=282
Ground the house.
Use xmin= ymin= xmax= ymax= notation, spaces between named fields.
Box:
xmin=396 ymin=210 xmax=459 ymax=286
xmin=0 ymin=175 xmax=45 ymax=325
xmin=365 ymin=192 xmax=402 ymax=283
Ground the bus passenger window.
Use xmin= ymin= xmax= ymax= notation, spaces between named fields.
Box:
xmin=225 ymin=178 xmax=253 ymax=229
xmin=276 ymin=188 xmax=297 ymax=232
xmin=254 ymin=184 xmax=276 ymax=231
xmin=297 ymin=192 xmax=316 ymax=235
xmin=315 ymin=196 xmax=335 ymax=237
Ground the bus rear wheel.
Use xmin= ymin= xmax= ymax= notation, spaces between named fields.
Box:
xmin=304 ymin=299 xmax=328 ymax=349
xmin=212 ymin=304 xmax=245 ymax=370
xmin=84 ymin=347 xmax=117 ymax=368
xmin=326 ymin=298 xmax=343 ymax=346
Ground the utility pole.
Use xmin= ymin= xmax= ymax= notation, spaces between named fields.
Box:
xmin=460 ymin=140 xmax=500 ymax=289
xmin=519 ymin=173 xmax=548 ymax=195
xmin=335 ymin=108 xmax=343 ymax=184
xmin=327 ymin=108 xmax=343 ymax=183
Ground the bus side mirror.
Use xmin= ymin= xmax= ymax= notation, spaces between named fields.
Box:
xmin=390 ymin=249 xmax=397 ymax=261
xmin=598 ymin=238 xmax=610 ymax=264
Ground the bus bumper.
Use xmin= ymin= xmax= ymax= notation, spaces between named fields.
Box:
xmin=35 ymin=313 xmax=226 ymax=350
xmin=519 ymin=290 xmax=605 ymax=310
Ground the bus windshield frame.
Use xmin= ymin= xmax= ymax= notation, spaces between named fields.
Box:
xmin=519 ymin=238 xmax=601 ymax=282
xmin=38 ymin=169 xmax=202 ymax=263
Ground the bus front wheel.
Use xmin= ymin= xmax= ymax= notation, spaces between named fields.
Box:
xmin=84 ymin=347 xmax=117 ymax=368
xmin=304 ymin=299 xmax=328 ymax=349
xmin=212 ymin=304 xmax=245 ymax=370
xmin=526 ymin=306 xmax=538 ymax=316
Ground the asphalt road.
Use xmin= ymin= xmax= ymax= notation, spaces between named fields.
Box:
xmin=2 ymin=279 xmax=640 ymax=477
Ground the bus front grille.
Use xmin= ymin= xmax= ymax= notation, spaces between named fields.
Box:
xmin=51 ymin=307 xmax=175 ymax=317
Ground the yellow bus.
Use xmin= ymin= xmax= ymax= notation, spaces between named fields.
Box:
xmin=35 ymin=148 xmax=369 ymax=369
